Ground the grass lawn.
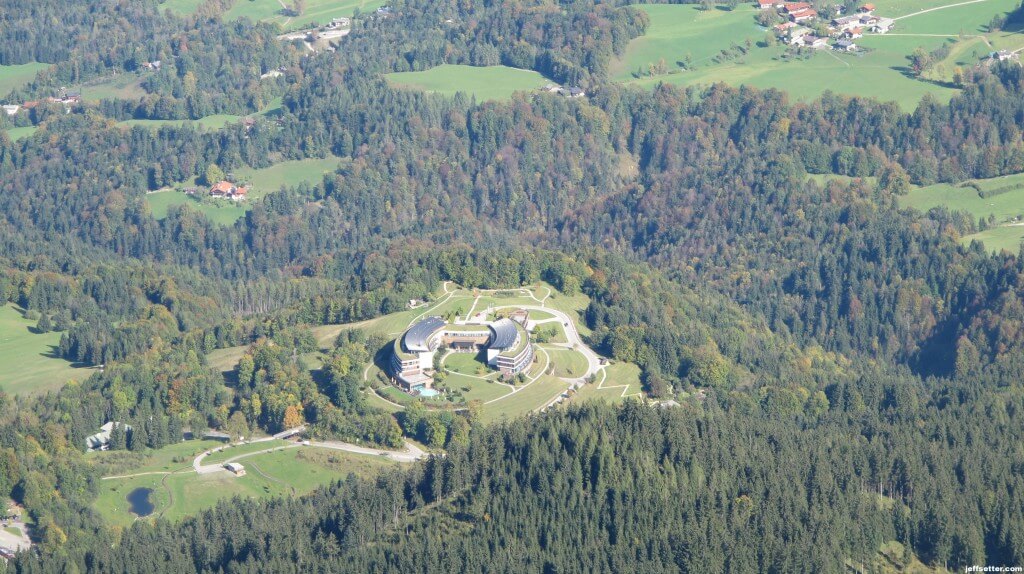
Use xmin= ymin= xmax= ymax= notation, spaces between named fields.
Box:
xmin=572 ymin=362 xmax=643 ymax=405
xmin=3 ymin=526 xmax=22 ymax=537
xmin=442 ymin=373 xmax=511 ymax=403
xmin=0 ymin=304 xmax=94 ymax=395
xmin=5 ymin=126 xmax=37 ymax=141
xmin=96 ymin=447 xmax=399 ymax=527
xmin=543 ymin=347 xmax=590 ymax=378
xmin=480 ymin=375 xmax=570 ymax=424
xmin=0 ymin=62 xmax=49 ymax=96
xmin=225 ymin=0 xmax=385 ymax=30
xmin=611 ymin=4 xmax=974 ymax=111
xmin=442 ymin=351 xmax=491 ymax=376
xmin=155 ymin=0 xmax=207 ymax=15
xmin=145 ymin=191 xmax=250 ymax=226
xmin=386 ymin=65 xmax=553 ymax=102
xmin=200 ymin=439 xmax=292 ymax=465
xmin=533 ymin=321 xmax=568 ymax=344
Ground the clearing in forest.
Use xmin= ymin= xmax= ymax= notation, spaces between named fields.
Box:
xmin=385 ymin=65 xmax=554 ymax=102
xmin=0 ymin=304 xmax=94 ymax=396
xmin=0 ymin=63 xmax=49 ymax=97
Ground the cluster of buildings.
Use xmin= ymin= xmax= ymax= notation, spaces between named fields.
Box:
xmin=2 ymin=92 xmax=82 ymax=117
xmin=541 ymin=84 xmax=586 ymax=98
xmin=390 ymin=311 xmax=535 ymax=394
xmin=767 ymin=3 xmax=893 ymax=51
xmin=183 ymin=180 xmax=249 ymax=201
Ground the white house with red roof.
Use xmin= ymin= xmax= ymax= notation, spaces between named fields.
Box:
xmin=209 ymin=181 xmax=249 ymax=201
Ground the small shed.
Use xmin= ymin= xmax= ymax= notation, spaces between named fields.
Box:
xmin=224 ymin=462 xmax=246 ymax=476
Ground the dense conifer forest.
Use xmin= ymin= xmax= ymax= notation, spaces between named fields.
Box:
xmin=2 ymin=0 xmax=1024 ymax=571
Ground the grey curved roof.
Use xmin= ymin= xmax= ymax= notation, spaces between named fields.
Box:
xmin=403 ymin=316 xmax=446 ymax=352
xmin=488 ymin=318 xmax=519 ymax=350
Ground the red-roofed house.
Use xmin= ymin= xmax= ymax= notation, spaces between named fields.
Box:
xmin=783 ymin=2 xmax=811 ymax=13
xmin=859 ymin=3 xmax=875 ymax=12
xmin=209 ymin=181 xmax=249 ymax=201
xmin=790 ymin=8 xmax=817 ymax=22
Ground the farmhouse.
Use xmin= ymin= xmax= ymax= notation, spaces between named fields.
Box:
xmin=834 ymin=39 xmax=857 ymax=52
xmin=802 ymin=35 xmax=828 ymax=48
xmin=757 ymin=0 xmax=783 ymax=8
xmin=390 ymin=314 xmax=536 ymax=392
xmin=859 ymin=3 xmax=875 ymax=12
xmin=789 ymin=7 xmax=817 ymax=22
xmin=209 ymin=181 xmax=248 ymax=201
xmin=870 ymin=17 xmax=893 ymax=33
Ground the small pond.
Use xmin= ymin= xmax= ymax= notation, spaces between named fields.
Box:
xmin=126 ymin=487 xmax=154 ymax=517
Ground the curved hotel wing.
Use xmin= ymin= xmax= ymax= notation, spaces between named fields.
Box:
xmin=390 ymin=314 xmax=535 ymax=391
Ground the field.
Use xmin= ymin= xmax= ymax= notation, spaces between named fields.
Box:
xmin=443 ymin=351 xmax=491 ymax=376
xmin=5 ymin=126 xmax=37 ymax=141
xmin=386 ymin=65 xmax=553 ymax=102
xmin=71 ymin=74 xmax=148 ymax=101
xmin=225 ymin=0 xmax=385 ymax=30
xmin=95 ymin=446 xmax=399 ymax=526
xmin=543 ymin=348 xmax=590 ymax=378
xmin=145 ymin=191 xmax=250 ymax=226
xmin=612 ymin=1 xmax=1024 ymax=111
xmin=154 ymin=0 xmax=206 ymax=14
xmin=0 ymin=304 xmax=94 ymax=395
xmin=901 ymin=173 xmax=1024 ymax=252
xmin=0 ymin=62 xmax=49 ymax=96
xmin=233 ymin=156 xmax=341 ymax=192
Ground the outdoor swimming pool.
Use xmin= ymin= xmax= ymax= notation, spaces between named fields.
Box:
xmin=417 ymin=388 xmax=439 ymax=397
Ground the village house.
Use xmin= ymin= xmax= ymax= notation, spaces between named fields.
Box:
xmin=870 ymin=17 xmax=894 ymax=33
xmin=845 ymin=27 xmax=864 ymax=39
xmin=834 ymin=39 xmax=857 ymax=52
xmin=757 ymin=0 xmax=784 ymax=9
xmin=790 ymin=8 xmax=817 ymax=22
xmin=209 ymin=180 xmax=249 ymax=201
xmin=802 ymin=35 xmax=828 ymax=48
xmin=859 ymin=3 xmax=875 ymax=12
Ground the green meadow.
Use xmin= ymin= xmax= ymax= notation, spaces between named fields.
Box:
xmin=571 ymin=362 xmax=643 ymax=404
xmin=4 ymin=126 xmax=37 ymax=141
xmin=0 ymin=62 xmax=49 ymax=96
xmin=155 ymin=0 xmax=207 ymax=15
xmin=386 ymin=65 xmax=553 ymax=102
xmin=145 ymin=192 xmax=250 ymax=226
xmin=901 ymin=172 xmax=1024 ymax=253
xmin=612 ymin=1 xmax=1024 ymax=111
xmin=72 ymin=74 xmax=148 ymax=101
xmin=225 ymin=0 xmax=385 ymax=30
xmin=0 ymin=304 xmax=94 ymax=395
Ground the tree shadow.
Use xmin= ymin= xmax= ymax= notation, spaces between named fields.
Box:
xmin=891 ymin=65 xmax=960 ymax=89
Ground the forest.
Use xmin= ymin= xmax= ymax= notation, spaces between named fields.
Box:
xmin=1 ymin=0 xmax=1024 ymax=571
